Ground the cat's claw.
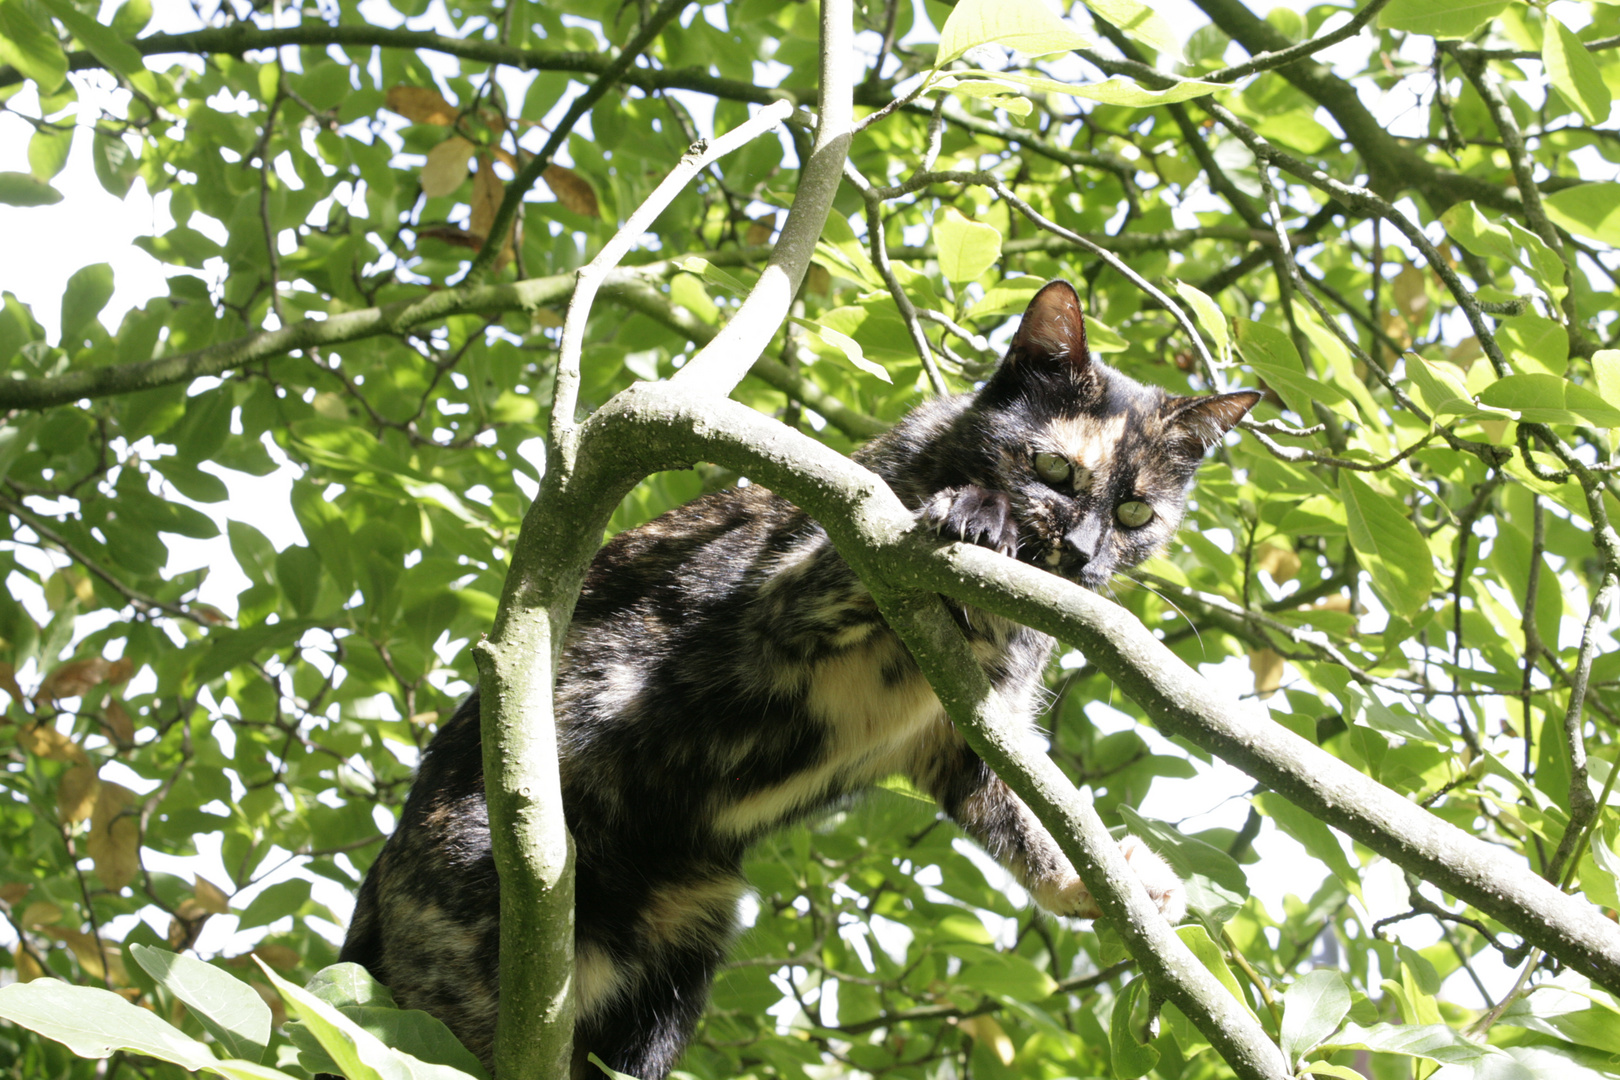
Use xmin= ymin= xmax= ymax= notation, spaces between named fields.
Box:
xmin=1034 ymin=835 xmax=1187 ymax=924
xmin=921 ymin=486 xmax=1019 ymax=557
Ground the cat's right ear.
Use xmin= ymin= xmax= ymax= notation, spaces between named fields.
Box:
xmin=1007 ymin=279 xmax=1091 ymax=377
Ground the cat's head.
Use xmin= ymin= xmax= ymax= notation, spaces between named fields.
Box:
xmin=967 ymin=279 xmax=1259 ymax=589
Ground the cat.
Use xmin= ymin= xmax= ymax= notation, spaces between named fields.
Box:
xmin=339 ymin=279 xmax=1259 ymax=1080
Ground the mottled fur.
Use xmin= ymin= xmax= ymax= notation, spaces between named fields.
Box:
xmin=340 ymin=281 xmax=1258 ymax=1079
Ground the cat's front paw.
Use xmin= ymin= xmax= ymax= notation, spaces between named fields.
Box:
xmin=921 ymin=486 xmax=1019 ymax=557
xmin=1034 ymin=836 xmax=1187 ymax=924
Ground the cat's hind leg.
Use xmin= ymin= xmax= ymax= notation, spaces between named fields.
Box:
xmin=573 ymin=943 xmax=723 ymax=1080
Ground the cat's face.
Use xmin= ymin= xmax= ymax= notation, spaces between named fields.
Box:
xmin=972 ymin=281 xmax=1259 ymax=590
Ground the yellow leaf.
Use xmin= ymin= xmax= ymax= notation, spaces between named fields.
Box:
xmin=1391 ymin=264 xmax=1428 ymax=328
xmin=420 ymin=135 xmax=476 ymax=199
xmin=57 ymin=763 xmax=100 ymax=824
xmin=960 ymin=1015 xmax=1015 ymax=1065
xmin=14 ymin=944 xmax=45 ymax=982
xmin=19 ymin=901 xmax=62 ymax=928
xmin=1254 ymin=543 xmax=1301 ymax=584
xmin=541 ymin=164 xmax=599 ymax=218
xmin=470 ymin=156 xmax=514 ymax=270
xmin=745 ymin=214 xmax=778 ymax=246
xmin=18 ymin=724 xmax=89 ymax=764
xmin=311 ymin=391 xmax=349 ymax=419
xmin=385 ymin=85 xmax=458 ymax=125
xmin=1249 ymin=648 xmax=1285 ymax=699
xmin=0 ymin=882 xmax=30 ymax=905
xmin=86 ymin=782 xmax=140 ymax=891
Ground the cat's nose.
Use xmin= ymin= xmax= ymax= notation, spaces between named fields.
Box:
xmin=1064 ymin=520 xmax=1102 ymax=565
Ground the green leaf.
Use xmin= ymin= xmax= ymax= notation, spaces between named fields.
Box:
xmin=1339 ymin=472 xmax=1433 ymax=618
xmin=1544 ymin=184 xmax=1620 ymax=246
xmin=130 ymin=944 xmax=272 ymax=1064
xmin=952 ymin=68 xmax=1224 ymax=105
xmin=1441 ymin=201 xmax=1519 ymax=264
xmin=1174 ymin=280 xmax=1229 ymax=363
xmin=92 ymin=128 xmax=139 ymax=198
xmin=944 ymin=944 xmax=1058 ymax=1001
xmin=37 ymin=0 xmax=155 ymax=94
xmin=934 ymin=207 xmax=1002 ymax=283
xmin=1235 ymin=317 xmax=1346 ymax=419
xmin=1543 ymin=17 xmax=1610 ymax=125
xmin=1082 ymin=0 xmax=1183 ymax=62
xmin=0 ymin=979 xmax=219 ymax=1072
xmin=0 ymin=170 xmax=64 ymax=206
xmin=27 ymin=124 xmax=71 ymax=181
xmin=258 ymin=959 xmax=481 ymax=1080
xmin=936 ymin=0 xmax=1093 ymax=67
xmin=1280 ymin=969 xmax=1351 ymax=1063
xmin=791 ymin=316 xmax=893 ymax=383
xmin=0 ymin=0 xmax=67 ymax=92
xmin=60 ymin=263 xmax=115 ymax=347
xmin=1109 ymin=976 xmax=1160 ymax=1079
xmin=1323 ymin=1022 xmax=1503 ymax=1065
xmin=237 ymin=878 xmax=312 ymax=929
xmin=1476 ymin=373 xmax=1620 ymax=428
xmin=1592 ymin=350 xmax=1620 ymax=410
xmin=1379 ymin=0 xmax=1508 ymax=39
xmin=1174 ymin=924 xmax=1256 ymax=1019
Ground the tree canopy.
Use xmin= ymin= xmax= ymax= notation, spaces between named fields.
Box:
xmin=1 ymin=0 xmax=1620 ymax=1078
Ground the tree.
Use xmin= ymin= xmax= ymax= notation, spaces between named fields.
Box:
xmin=1 ymin=0 xmax=1619 ymax=1077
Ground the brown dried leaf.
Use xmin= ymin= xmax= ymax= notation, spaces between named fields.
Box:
xmin=491 ymin=146 xmax=519 ymax=170
xmin=1254 ymin=543 xmax=1301 ymax=585
xmin=252 ymin=981 xmax=288 ymax=1028
xmin=416 ymin=225 xmax=482 ymax=249
xmin=744 ymin=214 xmax=777 ymax=246
xmin=0 ymin=661 xmax=23 ymax=707
xmin=1311 ymin=595 xmax=1354 ymax=613
xmin=192 ymin=605 xmax=231 ymax=625
xmin=469 ymin=155 xmax=504 ymax=239
xmin=1392 ymin=264 xmax=1428 ymax=326
xmin=0 ymin=882 xmax=30 ymax=906
xmin=250 ymin=943 xmax=301 ymax=970
xmin=421 ymin=135 xmax=476 ymax=199
xmin=103 ymin=699 xmax=135 ymax=746
xmin=470 ymin=155 xmax=514 ymax=270
xmin=806 ymin=264 xmax=831 ymax=296
xmin=86 ymin=782 xmax=140 ymax=892
xmin=194 ymin=875 xmax=231 ymax=915
xmin=14 ymin=944 xmax=45 ymax=983
xmin=44 ymin=927 xmax=125 ymax=984
xmin=18 ymin=724 xmax=89 ymax=764
xmin=386 ymin=85 xmax=458 ymax=126
xmin=541 ymin=164 xmax=599 ymax=218
xmin=37 ymin=657 xmax=119 ymax=701
xmin=168 ymin=909 xmax=206 ymax=950
xmin=408 ymin=710 xmax=440 ymax=726
xmin=1249 ymin=648 xmax=1284 ymax=699
xmin=58 ymin=763 xmax=100 ymax=824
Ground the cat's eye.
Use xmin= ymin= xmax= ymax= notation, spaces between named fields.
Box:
xmin=1116 ymin=500 xmax=1154 ymax=528
xmin=1034 ymin=452 xmax=1071 ymax=484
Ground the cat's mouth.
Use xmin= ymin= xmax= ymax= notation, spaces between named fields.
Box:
xmin=1035 ymin=546 xmax=1111 ymax=590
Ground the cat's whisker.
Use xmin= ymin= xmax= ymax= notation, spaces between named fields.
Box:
xmin=1120 ymin=574 xmax=1205 ymax=660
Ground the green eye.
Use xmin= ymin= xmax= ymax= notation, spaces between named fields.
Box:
xmin=1034 ymin=452 xmax=1071 ymax=484
xmin=1116 ymin=500 xmax=1154 ymax=528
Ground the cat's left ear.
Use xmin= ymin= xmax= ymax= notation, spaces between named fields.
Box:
xmin=1162 ymin=391 xmax=1262 ymax=457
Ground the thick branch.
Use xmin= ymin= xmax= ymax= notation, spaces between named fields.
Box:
xmin=573 ymin=385 xmax=1620 ymax=995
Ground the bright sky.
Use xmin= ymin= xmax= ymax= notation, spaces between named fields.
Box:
xmin=0 ymin=0 xmax=1557 ymax=1004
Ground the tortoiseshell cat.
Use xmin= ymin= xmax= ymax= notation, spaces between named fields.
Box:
xmin=341 ymin=280 xmax=1259 ymax=1079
